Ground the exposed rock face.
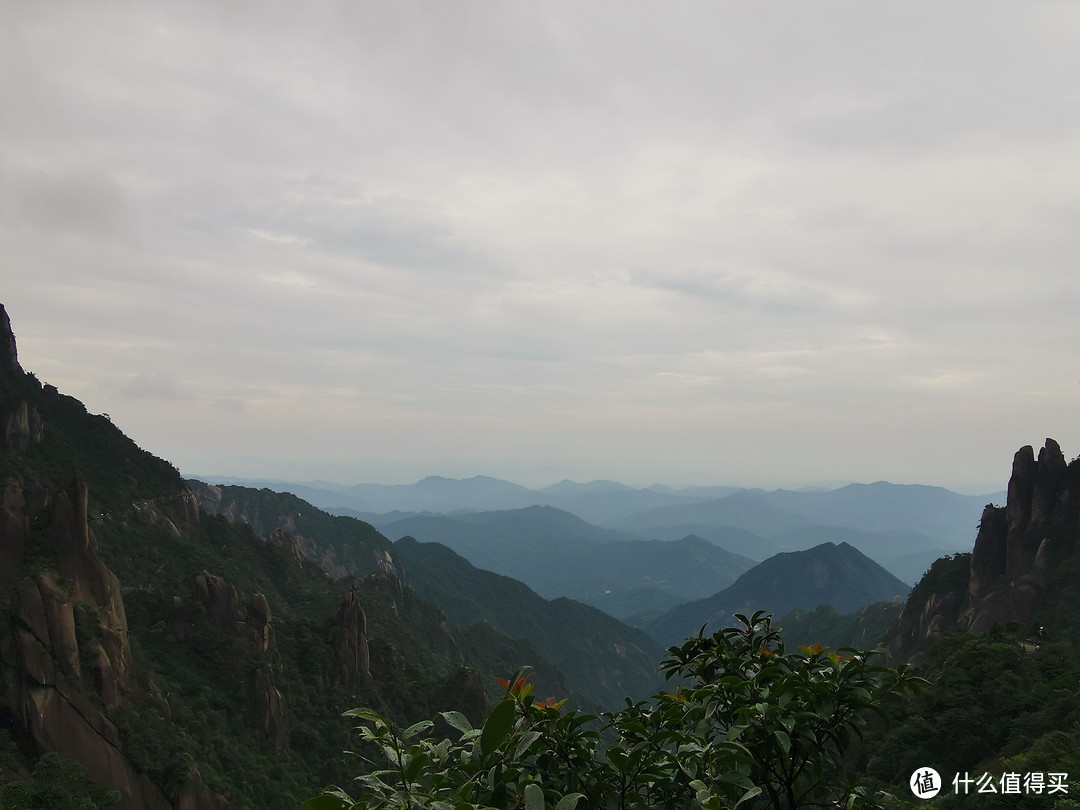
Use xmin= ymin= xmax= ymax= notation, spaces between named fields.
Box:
xmin=0 ymin=303 xmax=20 ymax=372
xmin=0 ymin=479 xmax=28 ymax=599
xmin=186 ymin=479 xmax=408 ymax=582
xmin=4 ymin=400 xmax=44 ymax=452
xmin=193 ymin=570 xmax=242 ymax=628
xmin=337 ymin=586 xmax=370 ymax=685
xmin=0 ymin=478 xmax=174 ymax=809
xmin=185 ymin=570 xmax=287 ymax=749
xmin=890 ymin=439 xmax=1080 ymax=662
xmin=177 ymin=764 xmax=231 ymax=810
xmin=1004 ymin=440 xmax=1071 ymax=572
xmin=267 ymin=527 xmax=305 ymax=562
xmin=968 ymin=505 xmax=1008 ymax=603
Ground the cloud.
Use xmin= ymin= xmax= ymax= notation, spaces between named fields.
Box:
xmin=3 ymin=1 xmax=1080 ymax=491
xmin=120 ymin=372 xmax=188 ymax=400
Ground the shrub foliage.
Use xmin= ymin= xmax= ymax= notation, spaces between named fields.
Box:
xmin=308 ymin=612 xmax=921 ymax=810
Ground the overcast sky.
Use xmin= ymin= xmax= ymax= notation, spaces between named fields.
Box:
xmin=3 ymin=2 xmax=1079 ymax=492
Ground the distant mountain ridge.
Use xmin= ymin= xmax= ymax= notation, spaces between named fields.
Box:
xmin=196 ymin=474 xmax=728 ymax=524
xmin=644 ymin=542 xmax=911 ymax=646
xmin=394 ymin=538 xmax=666 ymax=707
xmin=204 ymin=474 xmax=1000 ymax=586
xmin=369 ymin=506 xmax=755 ymax=619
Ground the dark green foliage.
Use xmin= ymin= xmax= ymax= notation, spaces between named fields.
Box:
xmin=115 ymin=565 xmax=485 ymax=810
xmin=884 ymin=552 xmax=970 ymax=649
xmin=862 ymin=626 xmax=1080 ymax=807
xmin=778 ymin=602 xmax=903 ymax=650
xmin=647 ymin=542 xmax=911 ymax=647
xmin=0 ymin=369 xmax=182 ymax=514
xmin=312 ymin=613 xmax=921 ymax=810
xmin=396 ymin=538 xmax=665 ymax=707
xmin=0 ymin=348 xmax=535 ymax=810
xmin=0 ymin=753 xmax=120 ymax=810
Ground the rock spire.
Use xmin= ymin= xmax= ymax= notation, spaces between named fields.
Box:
xmin=0 ymin=303 xmax=21 ymax=371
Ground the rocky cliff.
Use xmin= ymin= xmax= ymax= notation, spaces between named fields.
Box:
xmin=0 ymin=478 xmax=225 ymax=810
xmin=187 ymin=481 xmax=405 ymax=581
xmin=0 ymin=305 xmax=20 ymax=372
xmin=888 ymin=438 xmax=1080 ymax=661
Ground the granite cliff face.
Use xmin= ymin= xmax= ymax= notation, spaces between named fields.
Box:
xmin=188 ymin=481 xmax=406 ymax=581
xmin=0 ymin=305 xmax=20 ymax=372
xmin=336 ymin=586 xmax=370 ymax=685
xmin=889 ymin=439 xmax=1080 ymax=661
xmin=176 ymin=571 xmax=288 ymax=750
xmin=0 ymin=478 xmax=224 ymax=810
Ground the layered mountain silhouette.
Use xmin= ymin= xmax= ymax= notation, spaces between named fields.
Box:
xmin=644 ymin=542 xmax=911 ymax=647
xmin=394 ymin=538 xmax=665 ymax=707
xmin=370 ymin=506 xmax=755 ymax=619
xmin=212 ymin=474 xmax=996 ymax=587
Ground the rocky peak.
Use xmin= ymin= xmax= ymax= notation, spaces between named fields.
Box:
xmin=0 ymin=303 xmax=21 ymax=372
xmin=972 ymin=439 xmax=1078 ymax=600
xmin=891 ymin=439 xmax=1080 ymax=661
xmin=183 ymin=571 xmax=286 ymax=748
xmin=192 ymin=570 xmax=242 ymax=629
xmin=336 ymin=586 xmax=370 ymax=685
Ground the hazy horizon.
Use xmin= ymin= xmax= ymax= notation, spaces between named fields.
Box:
xmin=4 ymin=2 xmax=1078 ymax=496
xmin=187 ymin=469 xmax=1005 ymax=499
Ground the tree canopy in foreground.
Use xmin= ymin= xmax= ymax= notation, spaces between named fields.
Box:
xmin=307 ymin=612 xmax=921 ymax=810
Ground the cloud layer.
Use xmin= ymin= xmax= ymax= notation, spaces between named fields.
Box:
xmin=4 ymin=1 xmax=1079 ymax=491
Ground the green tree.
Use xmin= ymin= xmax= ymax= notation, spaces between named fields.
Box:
xmin=0 ymin=753 xmax=121 ymax=810
xmin=308 ymin=612 xmax=921 ymax=810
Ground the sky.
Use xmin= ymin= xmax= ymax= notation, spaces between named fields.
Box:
xmin=3 ymin=2 xmax=1079 ymax=493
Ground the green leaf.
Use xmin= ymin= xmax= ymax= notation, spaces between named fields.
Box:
xmin=515 ymin=730 xmax=543 ymax=758
xmin=480 ymin=699 xmax=517 ymax=757
xmin=342 ymin=708 xmax=383 ymax=721
xmin=402 ymin=752 xmax=428 ymax=782
xmin=734 ymin=786 xmax=763 ymax=808
xmin=553 ymin=793 xmax=585 ymax=810
xmin=402 ymin=720 xmax=434 ymax=740
xmin=524 ymin=782 xmax=545 ymax=810
xmin=440 ymin=711 xmax=474 ymax=735
xmin=773 ymin=729 xmax=791 ymax=755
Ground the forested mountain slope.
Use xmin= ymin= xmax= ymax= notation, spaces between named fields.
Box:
xmin=0 ymin=305 xmax=572 ymax=809
xmin=645 ymin=542 xmax=910 ymax=646
xmin=395 ymin=537 xmax=665 ymax=707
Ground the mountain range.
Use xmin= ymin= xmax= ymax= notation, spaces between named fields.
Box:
xmin=369 ymin=507 xmax=754 ymax=620
xmin=3 ymin=301 xmax=1056 ymax=810
xmin=210 ymin=474 xmax=998 ymax=587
